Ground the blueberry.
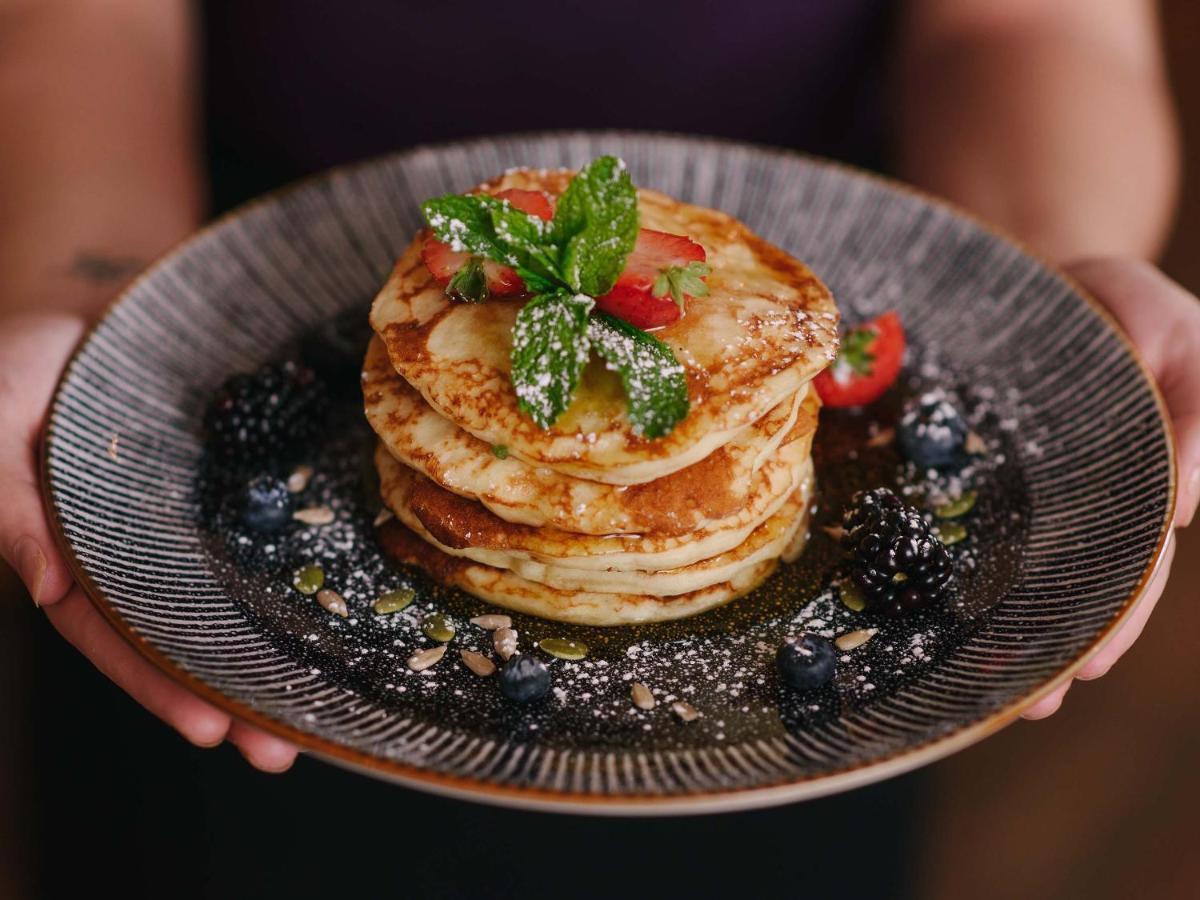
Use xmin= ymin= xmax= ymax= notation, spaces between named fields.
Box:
xmin=897 ymin=393 xmax=968 ymax=469
xmin=776 ymin=633 xmax=836 ymax=690
xmin=499 ymin=654 xmax=551 ymax=703
xmin=241 ymin=476 xmax=294 ymax=532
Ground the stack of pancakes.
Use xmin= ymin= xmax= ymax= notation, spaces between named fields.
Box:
xmin=365 ymin=170 xmax=839 ymax=626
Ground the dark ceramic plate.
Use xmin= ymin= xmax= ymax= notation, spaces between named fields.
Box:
xmin=42 ymin=133 xmax=1174 ymax=814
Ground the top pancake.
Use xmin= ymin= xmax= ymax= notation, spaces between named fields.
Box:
xmin=371 ymin=168 xmax=838 ymax=485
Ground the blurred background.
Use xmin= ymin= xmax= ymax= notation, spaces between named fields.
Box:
xmin=2 ymin=2 xmax=1197 ymax=898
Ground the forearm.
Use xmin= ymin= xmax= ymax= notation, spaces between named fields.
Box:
xmin=0 ymin=0 xmax=202 ymax=319
xmin=895 ymin=2 xmax=1179 ymax=262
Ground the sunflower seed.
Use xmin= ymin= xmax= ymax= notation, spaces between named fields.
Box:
xmin=293 ymin=505 xmax=335 ymax=525
xmin=835 ymin=628 xmax=877 ymax=651
xmin=373 ymin=588 xmax=415 ymax=614
xmin=631 ymin=682 xmax=656 ymax=710
xmin=671 ymin=701 xmax=700 ymax=722
xmin=373 ymin=508 xmax=394 ymax=527
xmin=935 ymin=490 xmax=977 ymax=520
xmin=316 ymin=588 xmax=348 ymax=618
xmin=291 ymin=565 xmax=324 ymax=596
xmin=965 ymin=430 xmax=987 ymax=455
xmin=494 ymin=627 xmax=518 ymax=660
xmin=460 ymin=649 xmax=496 ymax=677
xmin=422 ymin=613 xmax=455 ymax=643
xmin=539 ymin=638 xmax=588 ymax=661
xmin=470 ymin=614 xmax=512 ymax=631
xmin=866 ymin=426 xmax=895 ymax=448
xmin=821 ymin=525 xmax=846 ymax=541
xmin=407 ymin=644 xmax=446 ymax=672
xmin=286 ymin=464 xmax=314 ymax=493
xmin=839 ymin=580 xmax=867 ymax=612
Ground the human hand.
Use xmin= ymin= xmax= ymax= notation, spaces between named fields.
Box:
xmin=1023 ymin=259 xmax=1200 ymax=719
xmin=0 ymin=313 xmax=299 ymax=770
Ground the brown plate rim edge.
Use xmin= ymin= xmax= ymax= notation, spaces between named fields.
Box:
xmin=37 ymin=130 xmax=1179 ymax=815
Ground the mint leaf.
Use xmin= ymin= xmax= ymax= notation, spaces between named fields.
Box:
xmin=554 ymin=156 xmax=639 ymax=296
xmin=589 ymin=313 xmax=690 ymax=438
xmin=510 ymin=291 xmax=595 ymax=428
xmin=488 ymin=202 xmax=562 ymax=284
xmin=422 ymin=195 xmax=512 ymax=263
xmin=446 ymin=255 xmax=489 ymax=303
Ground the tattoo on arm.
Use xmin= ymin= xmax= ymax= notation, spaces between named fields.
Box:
xmin=69 ymin=252 xmax=147 ymax=284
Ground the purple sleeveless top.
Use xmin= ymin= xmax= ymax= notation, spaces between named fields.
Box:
xmin=202 ymin=1 xmax=895 ymax=208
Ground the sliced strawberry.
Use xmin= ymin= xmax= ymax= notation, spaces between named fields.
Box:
xmin=813 ymin=312 xmax=906 ymax=408
xmin=493 ymin=188 xmax=555 ymax=221
xmin=595 ymin=229 xmax=708 ymax=329
xmin=421 ymin=189 xmax=556 ymax=299
xmin=420 ymin=239 xmax=523 ymax=297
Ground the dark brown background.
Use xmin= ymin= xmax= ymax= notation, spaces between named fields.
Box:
xmin=2 ymin=3 xmax=1197 ymax=896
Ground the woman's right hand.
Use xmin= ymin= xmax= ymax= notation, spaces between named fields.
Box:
xmin=0 ymin=312 xmax=299 ymax=772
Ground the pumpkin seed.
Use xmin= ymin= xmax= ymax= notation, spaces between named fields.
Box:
xmin=291 ymin=565 xmax=324 ymax=596
xmin=494 ymin=627 xmax=518 ymax=660
xmin=460 ymin=649 xmax=496 ymax=677
xmin=835 ymin=628 xmax=877 ymax=651
xmin=839 ymin=580 xmax=867 ymax=612
xmin=938 ymin=522 xmax=968 ymax=546
xmin=965 ymin=430 xmax=987 ymax=455
xmin=316 ymin=588 xmax=348 ymax=618
xmin=373 ymin=588 xmax=415 ymax=615
xmin=935 ymin=490 xmax=977 ymax=519
xmin=866 ymin=426 xmax=895 ymax=448
xmin=422 ymin=613 xmax=455 ymax=643
xmin=539 ymin=638 xmax=587 ymax=661
xmin=407 ymin=644 xmax=446 ymax=672
xmin=470 ymin=614 xmax=512 ymax=631
xmin=286 ymin=464 xmax=314 ymax=493
xmin=293 ymin=505 xmax=335 ymax=525
xmin=671 ymin=701 xmax=700 ymax=722
xmin=631 ymin=682 xmax=656 ymax=710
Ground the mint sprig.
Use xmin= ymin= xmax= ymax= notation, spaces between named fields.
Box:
xmin=420 ymin=156 xmax=692 ymax=436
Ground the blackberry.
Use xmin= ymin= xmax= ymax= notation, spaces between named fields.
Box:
xmin=841 ymin=488 xmax=952 ymax=617
xmin=203 ymin=361 xmax=327 ymax=467
xmin=299 ymin=309 xmax=373 ymax=391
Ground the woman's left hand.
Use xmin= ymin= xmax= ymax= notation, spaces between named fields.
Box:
xmin=1023 ymin=258 xmax=1200 ymax=719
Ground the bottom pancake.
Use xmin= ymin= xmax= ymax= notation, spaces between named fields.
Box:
xmin=377 ymin=518 xmax=807 ymax=626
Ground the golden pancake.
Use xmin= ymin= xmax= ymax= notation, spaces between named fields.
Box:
xmin=385 ymin=465 xmax=812 ymax=597
xmin=363 ymin=336 xmax=819 ymax=536
xmin=370 ymin=168 xmax=838 ymax=485
xmin=377 ymin=519 xmax=799 ymax=626
xmin=374 ymin=433 xmax=813 ymax=573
